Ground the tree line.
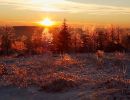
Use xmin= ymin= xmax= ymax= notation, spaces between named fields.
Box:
xmin=0 ymin=20 xmax=130 ymax=56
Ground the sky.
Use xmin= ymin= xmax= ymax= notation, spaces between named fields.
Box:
xmin=0 ymin=0 xmax=130 ymax=27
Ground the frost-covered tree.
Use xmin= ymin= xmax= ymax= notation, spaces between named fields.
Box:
xmin=0 ymin=26 xmax=15 ymax=55
xmin=57 ymin=19 xmax=71 ymax=53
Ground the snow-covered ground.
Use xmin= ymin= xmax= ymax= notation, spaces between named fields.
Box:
xmin=0 ymin=53 xmax=130 ymax=100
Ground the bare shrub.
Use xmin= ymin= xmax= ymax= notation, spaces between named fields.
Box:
xmin=96 ymin=50 xmax=105 ymax=69
xmin=114 ymin=52 xmax=127 ymax=79
xmin=54 ymin=54 xmax=78 ymax=67
xmin=0 ymin=64 xmax=6 ymax=75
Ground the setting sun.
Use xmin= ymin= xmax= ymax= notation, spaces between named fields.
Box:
xmin=39 ymin=18 xmax=54 ymax=27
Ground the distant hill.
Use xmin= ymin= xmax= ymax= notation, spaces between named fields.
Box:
xmin=13 ymin=26 xmax=44 ymax=37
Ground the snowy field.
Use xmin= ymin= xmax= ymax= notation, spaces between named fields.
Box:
xmin=0 ymin=53 xmax=130 ymax=100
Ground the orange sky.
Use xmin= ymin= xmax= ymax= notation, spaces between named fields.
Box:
xmin=0 ymin=0 xmax=130 ymax=27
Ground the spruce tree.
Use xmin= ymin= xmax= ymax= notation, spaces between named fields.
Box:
xmin=58 ymin=19 xmax=70 ymax=53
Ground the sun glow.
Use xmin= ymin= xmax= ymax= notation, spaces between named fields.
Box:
xmin=38 ymin=18 xmax=54 ymax=27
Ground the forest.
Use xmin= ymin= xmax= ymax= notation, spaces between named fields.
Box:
xmin=0 ymin=20 xmax=130 ymax=56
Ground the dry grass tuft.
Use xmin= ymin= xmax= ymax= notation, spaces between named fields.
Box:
xmin=40 ymin=78 xmax=78 ymax=92
xmin=91 ymin=78 xmax=130 ymax=99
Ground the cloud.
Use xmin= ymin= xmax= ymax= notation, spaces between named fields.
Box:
xmin=0 ymin=0 xmax=130 ymax=15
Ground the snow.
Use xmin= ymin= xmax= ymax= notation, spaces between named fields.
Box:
xmin=0 ymin=53 xmax=130 ymax=100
